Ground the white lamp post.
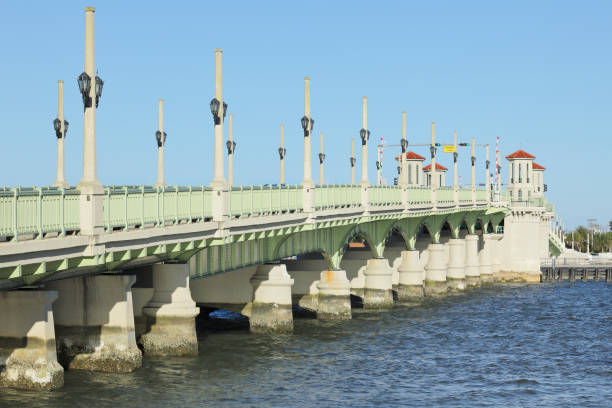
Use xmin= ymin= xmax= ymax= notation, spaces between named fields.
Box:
xmin=279 ymin=124 xmax=286 ymax=185
xmin=53 ymin=80 xmax=69 ymax=189
xmin=154 ymin=99 xmax=166 ymax=187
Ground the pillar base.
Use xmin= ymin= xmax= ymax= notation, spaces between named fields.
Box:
xmin=363 ymin=288 xmax=394 ymax=309
xmin=317 ymin=295 xmax=351 ymax=320
xmin=48 ymin=275 xmax=142 ymax=373
xmin=480 ymin=274 xmax=495 ymax=284
xmin=423 ymin=279 xmax=448 ymax=296
xmin=447 ymin=277 xmax=466 ymax=291
xmin=0 ymin=291 xmax=63 ymax=391
xmin=140 ymin=316 xmax=198 ymax=356
xmin=141 ymin=263 xmax=200 ymax=356
xmin=56 ymin=327 xmax=142 ymax=372
xmin=250 ymin=264 xmax=294 ymax=333
xmin=363 ymin=258 xmax=394 ymax=309
xmin=249 ymin=303 xmax=293 ymax=333
xmin=465 ymin=275 xmax=481 ymax=287
xmin=397 ymin=284 xmax=424 ymax=300
xmin=0 ymin=346 xmax=64 ymax=391
xmin=316 ymin=270 xmax=351 ymax=320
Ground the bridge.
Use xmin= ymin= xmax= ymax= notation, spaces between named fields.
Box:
xmin=0 ymin=7 xmax=567 ymax=392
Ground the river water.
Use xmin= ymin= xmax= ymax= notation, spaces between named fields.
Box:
xmin=1 ymin=282 xmax=611 ymax=407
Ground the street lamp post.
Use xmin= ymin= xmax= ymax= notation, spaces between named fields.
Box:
xmin=350 ymin=138 xmax=356 ymax=184
xmin=301 ymin=77 xmax=314 ymax=188
xmin=471 ymin=137 xmax=476 ymax=203
xmin=485 ymin=144 xmax=490 ymax=203
xmin=400 ymin=111 xmax=408 ymax=188
xmin=77 ymin=7 xmax=104 ymax=235
xmin=210 ymin=49 xmax=227 ymax=189
xmin=226 ymin=113 xmax=236 ymax=186
xmin=360 ymin=97 xmax=370 ymax=209
xmin=430 ymin=122 xmax=437 ymax=206
xmin=453 ymin=130 xmax=458 ymax=205
xmin=279 ymin=124 xmax=286 ymax=185
xmin=154 ymin=99 xmax=167 ymax=187
xmin=53 ymin=80 xmax=69 ymax=189
xmin=319 ymin=132 xmax=325 ymax=185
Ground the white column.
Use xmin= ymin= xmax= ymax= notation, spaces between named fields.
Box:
xmin=0 ymin=290 xmax=63 ymax=390
xmin=400 ymin=111 xmax=408 ymax=188
xmin=485 ymin=144 xmax=490 ymax=202
xmin=210 ymin=49 xmax=226 ymax=189
xmin=54 ymin=80 xmax=69 ymax=189
xmin=302 ymin=77 xmax=313 ymax=188
xmin=424 ymin=243 xmax=447 ymax=295
xmin=142 ymin=263 xmax=200 ymax=356
xmin=279 ymin=124 xmax=285 ymax=185
xmin=319 ymin=131 xmax=324 ymax=185
xmin=155 ymin=99 xmax=165 ymax=187
xmin=78 ymin=7 xmax=104 ymax=236
xmin=453 ymin=130 xmax=458 ymax=204
xmin=431 ymin=122 xmax=437 ymax=205
xmin=250 ymin=263 xmax=294 ymax=333
xmin=228 ymin=112 xmax=234 ymax=186
xmin=471 ymin=137 xmax=476 ymax=203
xmin=316 ymin=269 xmax=352 ymax=320
xmin=360 ymin=96 xmax=370 ymax=210
xmin=78 ymin=7 xmax=102 ymax=191
xmin=376 ymin=148 xmax=381 ymax=185
xmin=351 ymin=138 xmax=356 ymax=184
xmin=447 ymin=238 xmax=465 ymax=290
xmin=465 ymin=234 xmax=480 ymax=286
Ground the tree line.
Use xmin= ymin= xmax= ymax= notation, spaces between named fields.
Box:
xmin=564 ymin=220 xmax=612 ymax=253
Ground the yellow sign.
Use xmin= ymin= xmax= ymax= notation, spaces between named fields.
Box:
xmin=443 ymin=145 xmax=455 ymax=153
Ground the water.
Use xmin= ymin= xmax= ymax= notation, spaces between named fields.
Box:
xmin=2 ymin=282 xmax=611 ymax=407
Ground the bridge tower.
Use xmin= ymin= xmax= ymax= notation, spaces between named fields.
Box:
xmin=505 ymin=149 xmax=536 ymax=202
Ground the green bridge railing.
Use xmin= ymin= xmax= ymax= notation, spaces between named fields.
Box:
xmin=1 ymin=184 xmax=507 ymax=242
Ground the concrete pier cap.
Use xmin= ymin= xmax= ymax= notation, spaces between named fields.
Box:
xmin=397 ymin=250 xmax=425 ymax=300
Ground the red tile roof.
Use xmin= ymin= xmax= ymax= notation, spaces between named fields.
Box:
xmin=423 ymin=163 xmax=448 ymax=171
xmin=395 ymin=151 xmax=425 ymax=161
xmin=505 ymin=149 xmax=535 ymax=159
xmin=532 ymin=162 xmax=545 ymax=170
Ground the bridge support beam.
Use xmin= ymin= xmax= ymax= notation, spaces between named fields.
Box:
xmin=479 ymin=234 xmax=494 ymax=283
xmin=141 ymin=263 xmax=200 ymax=356
xmin=490 ymin=234 xmax=503 ymax=275
xmin=464 ymin=234 xmax=481 ymax=287
xmin=48 ymin=275 xmax=142 ymax=372
xmin=249 ymin=264 xmax=294 ymax=333
xmin=397 ymin=250 xmax=424 ymax=299
xmin=0 ymin=290 xmax=63 ymax=391
xmin=317 ymin=269 xmax=351 ymax=320
xmin=447 ymin=239 xmax=466 ymax=290
xmin=424 ymin=243 xmax=448 ymax=296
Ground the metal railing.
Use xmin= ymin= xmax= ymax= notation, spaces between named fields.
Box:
xmin=0 ymin=187 xmax=81 ymax=240
xmin=314 ymin=185 xmax=361 ymax=210
xmin=370 ymin=185 xmax=402 ymax=207
xmin=458 ymin=188 xmax=472 ymax=203
xmin=436 ymin=187 xmax=454 ymax=204
xmin=407 ymin=186 xmax=431 ymax=205
xmin=104 ymin=185 xmax=212 ymax=231
xmin=230 ymin=185 xmax=303 ymax=217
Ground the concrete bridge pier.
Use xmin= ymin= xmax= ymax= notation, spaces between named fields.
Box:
xmin=47 ymin=275 xmax=142 ymax=372
xmin=249 ymin=263 xmax=294 ymax=333
xmin=362 ymin=258 xmax=394 ymax=309
xmin=396 ymin=250 xmax=424 ymax=300
xmin=464 ymin=234 xmax=481 ymax=287
xmin=446 ymin=238 xmax=466 ymax=290
xmin=424 ymin=243 xmax=448 ymax=296
xmin=490 ymin=234 xmax=503 ymax=276
xmin=316 ymin=269 xmax=352 ymax=320
xmin=141 ymin=263 xmax=200 ymax=356
xmin=479 ymin=234 xmax=494 ymax=283
xmin=0 ymin=290 xmax=63 ymax=390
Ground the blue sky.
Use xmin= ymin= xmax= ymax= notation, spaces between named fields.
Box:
xmin=1 ymin=1 xmax=610 ymax=229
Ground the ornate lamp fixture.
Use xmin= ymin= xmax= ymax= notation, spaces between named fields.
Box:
xmin=226 ymin=140 xmax=236 ymax=154
xmin=155 ymin=130 xmax=167 ymax=148
xmin=53 ymin=118 xmax=69 ymax=138
xmin=278 ymin=147 xmax=286 ymax=159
